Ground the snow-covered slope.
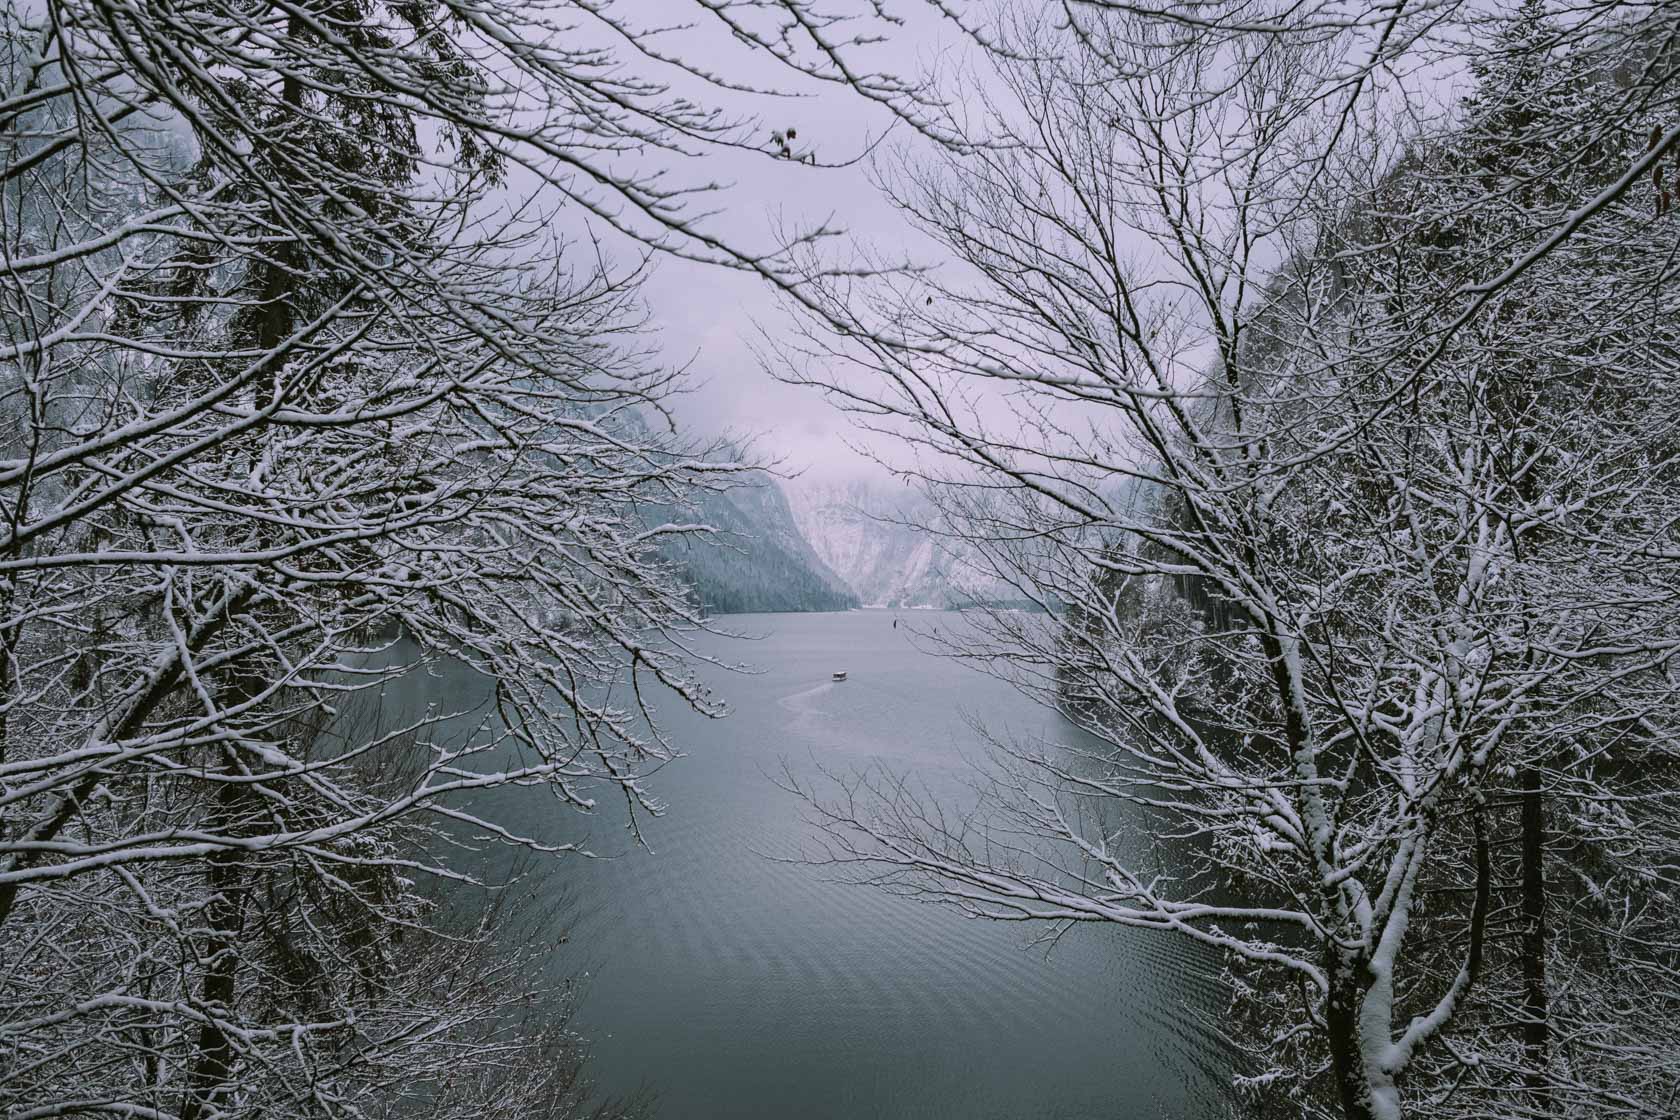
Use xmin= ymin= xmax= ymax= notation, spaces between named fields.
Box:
xmin=658 ymin=472 xmax=858 ymax=614
xmin=784 ymin=478 xmax=1003 ymax=608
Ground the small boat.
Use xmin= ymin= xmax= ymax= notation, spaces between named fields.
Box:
xmin=832 ymin=670 xmax=848 ymax=682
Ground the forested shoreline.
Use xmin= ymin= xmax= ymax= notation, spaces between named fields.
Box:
xmin=4 ymin=1 xmax=1680 ymax=1118
xmin=778 ymin=4 xmax=1680 ymax=1119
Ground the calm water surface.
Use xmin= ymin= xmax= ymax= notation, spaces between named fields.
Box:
xmin=404 ymin=611 xmax=1230 ymax=1119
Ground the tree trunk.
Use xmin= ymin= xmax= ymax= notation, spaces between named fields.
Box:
xmin=180 ymin=820 xmax=249 ymax=1120
xmin=1469 ymin=803 xmax=1490 ymax=987
xmin=1519 ymin=764 xmax=1550 ymax=1108
xmin=1326 ymin=946 xmax=1379 ymax=1120
xmin=179 ymin=661 xmax=266 ymax=1119
xmin=180 ymin=52 xmax=303 ymax=1109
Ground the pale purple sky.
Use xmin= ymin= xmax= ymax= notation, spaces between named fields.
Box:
xmin=587 ymin=0 xmax=980 ymax=482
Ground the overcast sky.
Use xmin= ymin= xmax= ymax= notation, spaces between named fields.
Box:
xmin=593 ymin=2 xmax=980 ymax=485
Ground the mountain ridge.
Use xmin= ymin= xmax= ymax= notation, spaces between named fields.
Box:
xmin=659 ymin=472 xmax=858 ymax=615
xmin=784 ymin=478 xmax=997 ymax=609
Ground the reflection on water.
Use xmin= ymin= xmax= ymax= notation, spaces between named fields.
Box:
xmin=378 ymin=610 xmax=1231 ymax=1119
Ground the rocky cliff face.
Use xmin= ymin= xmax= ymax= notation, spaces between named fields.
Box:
xmin=658 ymin=463 xmax=1037 ymax=614
xmin=784 ymin=478 xmax=1001 ymax=608
xmin=660 ymin=473 xmax=858 ymax=614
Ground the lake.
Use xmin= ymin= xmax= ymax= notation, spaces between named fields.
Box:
xmin=397 ymin=610 xmax=1231 ymax=1119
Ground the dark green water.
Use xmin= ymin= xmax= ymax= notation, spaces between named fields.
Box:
xmin=396 ymin=610 xmax=1230 ymax=1119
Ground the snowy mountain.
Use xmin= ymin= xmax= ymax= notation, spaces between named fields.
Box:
xmin=659 ymin=473 xmax=858 ymax=614
xmin=784 ymin=478 xmax=1007 ymax=608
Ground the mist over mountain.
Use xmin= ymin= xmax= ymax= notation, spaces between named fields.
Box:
xmin=784 ymin=478 xmax=1012 ymax=609
xmin=660 ymin=471 xmax=1014 ymax=614
xmin=660 ymin=473 xmax=858 ymax=615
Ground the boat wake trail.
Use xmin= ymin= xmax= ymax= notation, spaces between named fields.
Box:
xmin=778 ymin=682 xmax=834 ymax=713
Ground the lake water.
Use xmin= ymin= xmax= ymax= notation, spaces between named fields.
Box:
xmin=399 ymin=610 xmax=1231 ymax=1119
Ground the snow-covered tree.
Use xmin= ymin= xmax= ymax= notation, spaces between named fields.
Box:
xmin=0 ymin=0 xmax=931 ymax=1113
xmin=777 ymin=6 xmax=1680 ymax=1118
